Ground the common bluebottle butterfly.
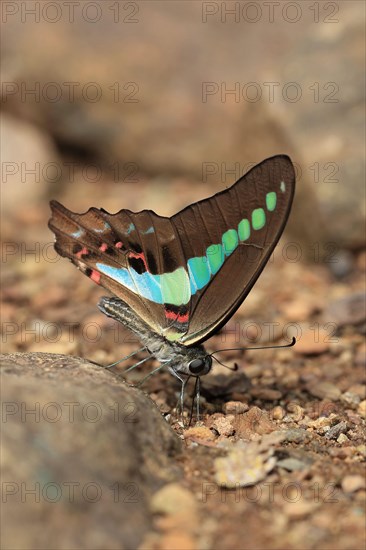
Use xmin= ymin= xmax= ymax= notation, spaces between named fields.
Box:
xmin=49 ymin=155 xmax=295 ymax=418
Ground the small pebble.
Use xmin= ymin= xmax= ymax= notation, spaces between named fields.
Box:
xmin=184 ymin=426 xmax=215 ymax=442
xmin=337 ymin=433 xmax=349 ymax=444
xmin=277 ymin=457 xmax=307 ymax=471
xmin=244 ymin=365 xmax=262 ymax=378
xmin=329 ymin=250 xmax=354 ymax=279
xmin=214 ymin=438 xmax=277 ymax=488
xmin=272 ymin=406 xmax=285 ymax=420
xmin=307 ymin=382 xmax=341 ymax=401
xmin=250 ymin=388 xmax=282 ymax=401
xmin=347 ymin=384 xmax=366 ymax=399
xmin=357 ymin=400 xmax=366 ymax=417
xmin=212 ymin=416 xmax=235 ymax=437
xmin=282 ymin=299 xmax=317 ymax=321
xmin=346 ymin=410 xmax=363 ymax=426
xmin=282 ymin=372 xmax=300 ymax=388
xmin=325 ymin=421 xmax=348 ymax=440
xmin=318 ymin=401 xmax=338 ymax=417
xmin=233 ymin=406 xmax=275 ymax=439
xmin=287 ymin=403 xmax=304 ymax=420
xmin=341 ymin=392 xmax=361 ymax=407
xmin=294 ymin=330 xmax=330 ymax=355
xmin=329 ymin=343 xmax=345 ymax=356
xmin=283 ymin=429 xmax=308 ymax=443
xmin=283 ymin=500 xmax=319 ymax=519
xmin=356 ymin=445 xmax=366 ymax=458
xmin=338 ymin=350 xmax=353 ymax=367
xmin=151 ymin=483 xmax=197 ymax=516
xmin=223 ymin=401 xmax=249 ymax=414
xmin=341 ymin=475 xmax=366 ymax=493
xmin=308 ymin=415 xmax=336 ymax=431
xmin=329 ymin=447 xmax=355 ymax=459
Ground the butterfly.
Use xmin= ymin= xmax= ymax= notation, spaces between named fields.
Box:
xmin=49 ymin=155 xmax=295 ymax=418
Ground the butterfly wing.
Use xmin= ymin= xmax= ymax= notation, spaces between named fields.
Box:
xmin=49 ymin=155 xmax=295 ymax=345
xmin=171 ymin=155 xmax=295 ymax=345
xmin=48 ymin=201 xmax=192 ymax=340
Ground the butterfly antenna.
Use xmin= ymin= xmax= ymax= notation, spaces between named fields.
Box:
xmin=103 ymin=347 xmax=147 ymax=369
xmin=211 ymin=355 xmax=239 ymax=371
xmin=211 ymin=336 xmax=296 ymax=355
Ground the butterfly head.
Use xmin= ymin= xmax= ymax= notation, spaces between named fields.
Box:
xmin=165 ymin=344 xmax=213 ymax=379
xmin=187 ymin=356 xmax=212 ymax=376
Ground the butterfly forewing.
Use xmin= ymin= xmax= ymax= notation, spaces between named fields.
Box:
xmin=49 ymin=155 xmax=295 ymax=346
xmin=172 ymin=156 xmax=295 ymax=344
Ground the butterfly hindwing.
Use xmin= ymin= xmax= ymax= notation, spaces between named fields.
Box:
xmin=49 ymin=201 xmax=191 ymax=340
xmin=49 ymin=155 xmax=295 ymax=346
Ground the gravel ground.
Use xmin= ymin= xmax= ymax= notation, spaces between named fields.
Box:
xmin=1 ymin=175 xmax=365 ymax=550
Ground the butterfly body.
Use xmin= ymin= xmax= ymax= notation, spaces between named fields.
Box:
xmin=99 ymin=296 xmax=212 ymax=379
xmin=49 ymin=155 xmax=295 ymax=415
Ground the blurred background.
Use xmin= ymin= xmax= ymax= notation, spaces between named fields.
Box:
xmin=1 ymin=2 xmax=365 ymax=550
xmin=1 ymin=1 xmax=364 ymax=356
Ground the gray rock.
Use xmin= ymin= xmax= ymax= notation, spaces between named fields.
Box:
xmin=1 ymin=353 xmax=181 ymax=550
xmin=282 ymin=428 xmax=309 ymax=443
xmin=276 ymin=457 xmax=308 ymax=471
xmin=325 ymin=421 xmax=348 ymax=440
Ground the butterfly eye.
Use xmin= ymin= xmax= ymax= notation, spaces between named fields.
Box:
xmin=188 ymin=358 xmax=205 ymax=375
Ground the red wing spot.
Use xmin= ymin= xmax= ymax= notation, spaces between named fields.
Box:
xmin=99 ymin=243 xmax=108 ymax=252
xmin=76 ymin=247 xmax=89 ymax=259
xmin=129 ymin=251 xmax=148 ymax=271
xmin=115 ymin=241 xmax=123 ymax=248
xmin=165 ymin=310 xmax=189 ymax=323
xmin=90 ymin=270 xmax=101 ymax=284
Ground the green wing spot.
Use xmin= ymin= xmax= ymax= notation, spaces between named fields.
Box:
xmin=165 ymin=330 xmax=184 ymax=342
xmin=238 ymin=218 xmax=250 ymax=241
xmin=252 ymin=208 xmax=266 ymax=230
xmin=188 ymin=256 xmax=211 ymax=290
xmin=266 ymin=192 xmax=277 ymax=212
xmin=161 ymin=267 xmax=191 ymax=305
xmin=222 ymin=229 xmax=238 ymax=256
xmin=280 ymin=181 xmax=286 ymax=193
xmin=206 ymin=243 xmax=224 ymax=275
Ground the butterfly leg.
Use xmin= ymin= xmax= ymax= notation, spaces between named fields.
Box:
xmin=179 ymin=376 xmax=187 ymax=420
xmin=189 ymin=376 xmax=201 ymax=426
xmin=136 ymin=363 xmax=166 ymax=386
xmin=104 ymin=347 xmax=147 ymax=369
xmin=169 ymin=370 xmax=188 ymax=421
xmin=196 ymin=376 xmax=201 ymax=422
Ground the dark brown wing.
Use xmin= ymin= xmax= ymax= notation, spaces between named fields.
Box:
xmin=171 ymin=155 xmax=295 ymax=345
xmin=49 ymin=155 xmax=295 ymax=346
xmin=48 ymin=202 xmax=191 ymax=341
